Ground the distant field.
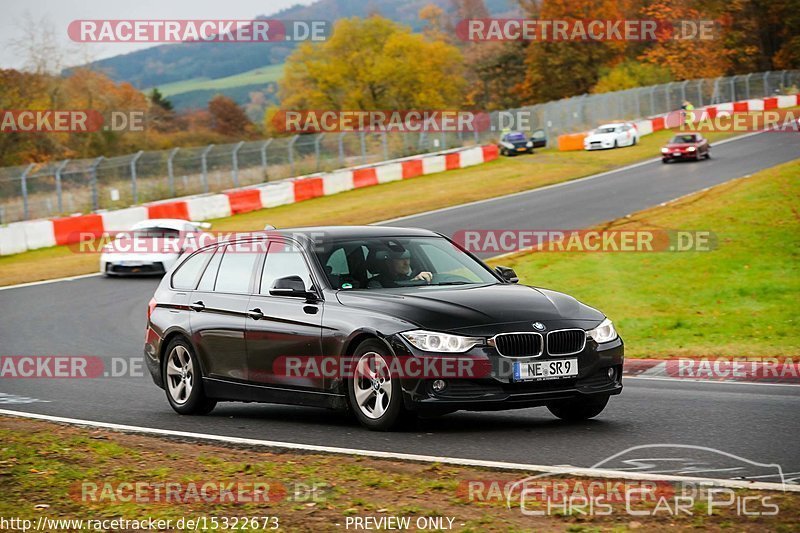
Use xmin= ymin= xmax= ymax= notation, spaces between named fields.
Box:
xmin=153 ymin=63 xmax=285 ymax=98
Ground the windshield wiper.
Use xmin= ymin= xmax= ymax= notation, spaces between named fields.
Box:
xmin=432 ymin=281 xmax=473 ymax=286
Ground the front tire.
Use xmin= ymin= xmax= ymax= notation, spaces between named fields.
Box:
xmin=163 ymin=337 xmax=216 ymax=415
xmin=347 ymin=339 xmax=410 ymax=431
xmin=547 ymin=395 xmax=609 ymax=421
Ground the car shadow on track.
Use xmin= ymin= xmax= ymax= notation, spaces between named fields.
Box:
xmin=206 ymin=403 xmax=623 ymax=435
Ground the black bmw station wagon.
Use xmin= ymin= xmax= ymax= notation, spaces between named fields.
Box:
xmin=144 ymin=226 xmax=623 ymax=430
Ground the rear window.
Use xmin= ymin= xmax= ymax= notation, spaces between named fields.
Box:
xmin=171 ymin=251 xmax=209 ymax=290
xmin=214 ymin=244 xmax=259 ymax=294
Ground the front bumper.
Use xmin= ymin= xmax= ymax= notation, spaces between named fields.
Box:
xmin=388 ymin=335 xmax=624 ymax=413
xmin=662 ymin=150 xmax=698 ymax=160
xmin=584 ymin=141 xmax=615 ymax=150
xmin=104 ymin=261 xmax=166 ymax=275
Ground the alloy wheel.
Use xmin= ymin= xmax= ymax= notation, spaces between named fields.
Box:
xmin=353 ymin=351 xmax=392 ymax=419
xmin=166 ymin=345 xmax=193 ymax=405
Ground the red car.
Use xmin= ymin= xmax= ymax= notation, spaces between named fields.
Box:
xmin=661 ymin=133 xmax=710 ymax=163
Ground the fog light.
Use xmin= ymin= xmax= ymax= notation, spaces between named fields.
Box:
xmin=607 ymin=367 xmax=616 ymax=381
xmin=432 ymin=379 xmax=447 ymax=392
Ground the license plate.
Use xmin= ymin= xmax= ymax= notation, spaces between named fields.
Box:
xmin=517 ymin=147 xmax=526 ymax=151
xmin=513 ymin=359 xmax=578 ymax=381
xmin=119 ymin=261 xmax=144 ymax=267
xmin=673 ymin=151 xmax=681 ymax=155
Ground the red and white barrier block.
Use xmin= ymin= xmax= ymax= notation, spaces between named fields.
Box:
xmin=1 ymin=144 xmax=499 ymax=255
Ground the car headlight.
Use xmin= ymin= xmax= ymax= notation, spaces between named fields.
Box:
xmin=526 ymin=141 xmax=533 ymax=148
xmin=686 ymin=146 xmax=696 ymax=151
xmin=587 ymin=318 xmax=617 ymax=343
xmin=400 ymin=330 xmax=483 ymax=353
xmin=661 ymin=148 xmax=669 ymax=154
xmin=501 ymin=142 xmax=514 ymax=149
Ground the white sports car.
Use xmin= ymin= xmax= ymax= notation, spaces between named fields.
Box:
xmin=583 ymin=122 xmax=639 ymax=150
xmin=100 ymin=219 xmax=211 ymax=276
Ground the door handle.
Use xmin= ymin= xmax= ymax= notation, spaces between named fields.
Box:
xmin=247 ymin=308 xmax=264 ymax=320
xmin=190 ymin=300 xmax=205 ymax=312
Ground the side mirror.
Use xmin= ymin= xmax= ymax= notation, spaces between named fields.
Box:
xmin=270 ymin=275 xmax=315 ymax=298
xmin=495 ymin=266 xmax=519 ymax=283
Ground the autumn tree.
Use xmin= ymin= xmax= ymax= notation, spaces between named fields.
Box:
xmin=277 ymin=16 xmax=466 ymax=111
xmin=208 ymin=95 xmax=255 ymax=138
xmin=518 ymin=0 xmax=636 ymax=103
xmin=420 ymin=4 xmax=454 ymax=43
xmin=638 ymin=0 xmax=731 ymax=80
xmin=592 ymin=60 xmax=673 ymax=93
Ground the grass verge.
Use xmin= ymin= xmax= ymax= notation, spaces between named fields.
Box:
xmin=487 ymin=159 xmax=800 ymax=358
xmin=0 ymin=128 xmax=738 ymax=287
xmin=1 ymin=416 xmax=797 ymax=532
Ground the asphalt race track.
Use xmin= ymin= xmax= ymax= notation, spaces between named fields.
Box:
xmin=1 ymin=131 xmax=798 ymax=485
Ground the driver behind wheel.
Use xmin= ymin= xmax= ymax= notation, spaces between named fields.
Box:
xmin=368 ymin=246 xmax=432 ymax=288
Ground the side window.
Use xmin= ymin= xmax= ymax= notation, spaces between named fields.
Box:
xmin=260 ymin=242 xmax=313 ymax=295
xmin=171 ymin=251 xmax=209 ymax=290
xmin=197 ymin=246 xmax=223 ymax=291
xmin=214 ymin=243 xmax=259 ymax=294
xmin=325 ymin=247 xmax=349 ymax=276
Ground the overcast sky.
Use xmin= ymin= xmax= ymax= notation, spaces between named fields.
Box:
xmin=0 ymin=0 xmax=316 ymax=69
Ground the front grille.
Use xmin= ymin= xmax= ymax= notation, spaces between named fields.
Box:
xmin=109 ymin=262 xmax=164 ymax=274
xmin=547 ymin=329 xmax=586 ymax=355
xmin=492 ymin=333 xmax=543 ymax=357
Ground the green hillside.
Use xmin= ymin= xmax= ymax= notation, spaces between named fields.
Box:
xmin=153 ymin=64 xmax=285 ymax=97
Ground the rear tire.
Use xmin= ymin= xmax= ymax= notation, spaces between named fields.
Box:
xmin=547 ymin=395 xmax=609 ymax=421
xmin=163 ymin=337 xmax=216 ymax=415
xmin=347 ymin=339 xmax=412 ymax=431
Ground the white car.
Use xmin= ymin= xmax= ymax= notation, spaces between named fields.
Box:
xmin=100 ymin=219 xmax=211 ymax=276
xmin=583 ymin=122 xmax=639 ymax=150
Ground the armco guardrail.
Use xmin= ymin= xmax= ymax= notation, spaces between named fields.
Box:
xmin=0 ymin=70 xmax=797 ymax=224
xmin=0 ymin=145 xmax=499 ymax=256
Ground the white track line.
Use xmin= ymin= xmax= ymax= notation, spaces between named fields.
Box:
xmin=0 ymin=272 xmax=101 ymax=291
xmin=0 ymin=408 xmax=794 ymax=493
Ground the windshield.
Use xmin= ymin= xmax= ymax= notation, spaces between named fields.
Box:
xmin=505 ymin=132 xmax=526 ymax=141
xmin=314 ymin=236 xmax=499 ymax=289
xmin=596 ymin=126 xmax=618 ymax=133
xmin=127 ymin=227 xmax=182 ymax=239
xmin=671 ymin=134 xmax=698 ymax=143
